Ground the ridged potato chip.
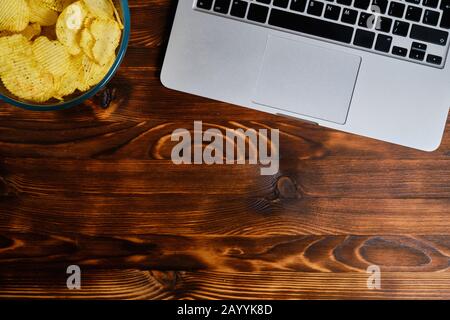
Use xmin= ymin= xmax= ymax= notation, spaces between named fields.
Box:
xmin=90 ymin=18 xmax=120 ymax=66
xmin=0 ymin=22 xmax=41 ymax=40
xmin=83 ymin=0 xmax=113 ymax=19
xmin=32 ymin=36 xmax=71 ymax=77
xmin=79 ymin=28 xmax=94 ymax=59
xmin=0 ymin=36 xmax=55 ymax=102
xmin=54 ymin=53 xmax=82 ymax=98
xmin=28 ymin=0 xmax=59 ymax=26
xmin=0 ymin=34 xmax=32 ymax=75
xmin=83 ymin=15 xmax=95 ymax=28
xmin=41 ymin=0 xmax=76 ymax=12
xmin=56 ymin=1 xmax=87 ymax=55
xmin=78 ymin=53 xmax=114 ymax=91
xmin=21 ymin=23 xmax=42 ymax=40
xmin=109 ymin=0 xmax=123 ymax=29
xmin=2 ymin=63 xmax=55 ymax=102
xmin=0 ymin=0 xmax=30 ymax=32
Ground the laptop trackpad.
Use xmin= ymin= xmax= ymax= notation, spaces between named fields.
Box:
xmin=253 ymin=36 xmax=361 ymax=124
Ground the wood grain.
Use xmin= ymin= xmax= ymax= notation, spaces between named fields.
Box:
xmin=1 ymin=233 xmax=449 ymax=272
xmin=0 ymin=0 xmax=449 ymax=299
xmin=2 ymin=270 xmax=450 ymax=299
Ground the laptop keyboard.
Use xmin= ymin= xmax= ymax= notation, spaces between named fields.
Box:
xmin=195 ymin=0 xmax=450 ymax=68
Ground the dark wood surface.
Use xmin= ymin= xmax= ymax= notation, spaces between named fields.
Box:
xmin=1 ymin=0 xmax=450 ymax=299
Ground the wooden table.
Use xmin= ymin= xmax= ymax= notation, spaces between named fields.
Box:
xmin=1 ymin=0 xmax=450 ymax=300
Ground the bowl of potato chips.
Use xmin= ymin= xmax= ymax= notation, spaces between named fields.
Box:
xmin=0 ymin=0 xmax=130 ymax=110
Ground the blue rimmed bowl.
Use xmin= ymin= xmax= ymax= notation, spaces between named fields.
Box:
xmin=0 ymin=0 xmax=130 ymax=111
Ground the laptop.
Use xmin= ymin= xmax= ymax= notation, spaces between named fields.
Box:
xmin=161 ymin=0 xmax=450 ymax=151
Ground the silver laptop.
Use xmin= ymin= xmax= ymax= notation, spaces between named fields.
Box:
xmin=161 ymin=0 xmax=450 ymax=151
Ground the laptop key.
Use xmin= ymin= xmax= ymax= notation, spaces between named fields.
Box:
xmin=354 ymin=0 xmax=371 ymax=10
xmin=392 ymin=20 xmax=410 ymax=36
xmin=197 ymin=0 xmax=213 ymax=10
xmin=341 ymin=8 xmax=358 ymax=24
xmin=440 ymin=0 xmax=450 ymax=9
xmin=371 ymin=0 xmax=388 ymax=14
xmin=247 ymin=3 xmax=270 ymax=23
xmin=358 ymin=12 xmax=376 ymax=28
xmin=410 ymin=24 xmax=449 ymax=45
xmin=423 ymin=0 xmax=439 ymax=7
xmin=423 ymin=10 xmax=440 ymax=26
xmin=273 ymin=0 xmax=290 ymax=8
xmin=440 ymin=0 xmax=450 ymax=28
xmin=268 ymin=8 xmax=354 ymax=43
xmin=392 ymin=46 xmax=407 ymax=56
xmin=405 ymin=0 xmax=420 ymax=4
xmin=375 ymin=16 xmax=392 ymax=32
xmin=324 ymin=4 xmax=341 ymax=20
xmin=307 ymin=1 xmax=325 ymax=16
xmin=412 ymin=42 xmax=427 ymax=51
xmin=388 ymin=2 xmax=405 ymax=18
xmin=405 ymin=6 xmax=423 ymax=22
xmin=427 ymin=54 xmax=442 ymax=64
xmin=337 ymin=0 xmax=352 ymax=4
xmin=290 ymin=0 xmax=308 ymax=12
xmin=230 ymin=0 xmax=248 ymax=18
xmin=214 ymin=0 xmax=232 ymax=13
xmin=375 ymin=34 xmax=393 ymax=52
xmin=353 ymin=29 xmax=375 ymax=48
xmin=409 ymin=49 xmax=425 ymax=60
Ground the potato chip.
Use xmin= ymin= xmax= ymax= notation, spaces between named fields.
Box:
xmin=56 ymin=1 xmax=87 ymax=55
xmin=54 ymin=53 xmax=82 ymax=98
xmin=0 ymin=34 xmax=54 ymax=102
xmin=32 ymin=36 xmax=71 ymax=77
xmin=28 ymin=0 xmax=59 ymax=26
xmin=109 ymin=0 xmax=123 ymax=29
xmin=89 ymin=18 xmax=120 ymax=66
xmin=0 ymin=0 xmax=30 ymax=32
xmin=2 ymin=66 xmax=55 ymax=102
xmin=0 ymin=23 xmax=41 ymax=40
xmin=83 ymin=15 xmax=95 ymax=28
xmin=83 ymin=0 xmax=113 ymax=19
xmin=21 ymin=23 xmax=42 ymax=40
xmin=79 ymin=27 xmax=94 ymax=59
xmin=0 ymin=34 xmax=32 ymax=75
xmin=0 ymin=34 xmax=30 ymax=52
xmin=78 ymin=52 xmax=114 ymax=90
xmin=41 ymin=0 xmax=76 ymax=12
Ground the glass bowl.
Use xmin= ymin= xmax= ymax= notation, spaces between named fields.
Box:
xmin=0 ymin=0 xmax=130 ymax=111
